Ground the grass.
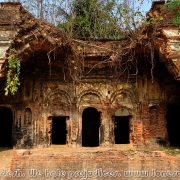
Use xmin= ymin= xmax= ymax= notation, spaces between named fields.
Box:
xmin=165 ymin=148 xmax=180 ymax=155
xmin=160 ymin=147 xmax=180 ymax=155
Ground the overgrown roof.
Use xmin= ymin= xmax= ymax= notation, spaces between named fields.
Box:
xmin=1 ymin=1 xmax=180 ymax=82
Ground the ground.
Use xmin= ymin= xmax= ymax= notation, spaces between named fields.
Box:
xmin=1 ymin=146 xmax=180 ymax=180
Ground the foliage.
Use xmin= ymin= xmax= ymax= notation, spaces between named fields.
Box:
xmin=165 ymin=0 xmax=180 ymax=28
xmin=1 ymin=0 xmax=159 ymax=84
xmin=173 ymin=10 xmax=180 ymax=27
xmin=17 ymin=0 xmax=153 ymax=82
xmin=59 ymin=0 xmax=120 ymax=39
xmin=5 ymin=49 xmax=20 ymax=96
xmin=145 ymin=18 xmax=154 ymax=26
xmin=3 ymin=0 xmax=150 ymax=40
xmin=166 ymin=0 xmax=180 ymax=11
xmin=58 ymin=0 xmax=148 ymax=40
xmin=162 ymin=147 xmax=180 ymax=156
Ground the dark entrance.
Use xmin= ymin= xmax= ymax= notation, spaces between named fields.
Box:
xmin=0 ymin=107 xmax=12 ymax=147
xmin=166 ymin=103 xmax=180 ymax=146
xmin=82 ymin=107 xmax=100 ymax=147
xmin=52 ymin=117 xmax=66 ymax=145
xmin=114 ymin=116 xmax=130 ymax=144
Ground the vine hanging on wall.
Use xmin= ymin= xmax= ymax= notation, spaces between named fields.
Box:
xmin=5 ymin=49 xmax=21 ymax=96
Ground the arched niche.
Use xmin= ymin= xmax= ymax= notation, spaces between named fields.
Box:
xmin=24 ymin=108 xmax=32 ymax=125
xmin=149 ymin=106 xmax=158 ymax=125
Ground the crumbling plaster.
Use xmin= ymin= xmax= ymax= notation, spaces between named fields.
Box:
xmin=3 ymin=73 xmax=174 ymax=149
xmin=0 ymin=1 xmax=180 ymax=149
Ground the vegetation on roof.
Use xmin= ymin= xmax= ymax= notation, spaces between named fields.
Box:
xmin=1 ymin=0 xmax=180 ymax=95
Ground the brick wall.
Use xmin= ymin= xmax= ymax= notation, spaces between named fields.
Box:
xmin=3 ymin=150 xmax=180 ymax=180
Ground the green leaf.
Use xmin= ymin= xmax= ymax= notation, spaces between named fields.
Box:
xmin=77 ymin=46 xmax=82 ymax=51
xmin=4 ymin=49 xmax=21 ymax=96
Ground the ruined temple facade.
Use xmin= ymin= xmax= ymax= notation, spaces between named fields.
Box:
xmin=0 ymin=1 xmax=180 ymax=149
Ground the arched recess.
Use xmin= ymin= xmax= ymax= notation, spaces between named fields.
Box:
xmin=149 ymin=106 xmax=158 ymax=125
xmin=77 ymin=91 xmax=103 ymax=147
xmin=110 ymin=91 xmax=134 ymax=145
xmin=46 ymin=90 xmax=72 ymax=146
xmin=24 ymin=108 xmax=32 ymax=125
xmin=0 ymin=107 xmax=13 ymax=147
xmin=82 ymin=107 xmax=101 ymax=147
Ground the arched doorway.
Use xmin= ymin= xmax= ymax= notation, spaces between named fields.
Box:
xmin=166 ymin=103 xmax=180 ymax=146
xmin=0 ymin=107 xmax=13 ymax=147
xmin=82 ymin=107 xmax=100 ymax=147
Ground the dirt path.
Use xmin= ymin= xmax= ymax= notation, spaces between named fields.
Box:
xmin=0 ymin=145 xmax=133 ymax=170
xmin=29 ymin=144 xmax=134 ymax=155
xmin=0 ymin=148 xmax=14 ymax=171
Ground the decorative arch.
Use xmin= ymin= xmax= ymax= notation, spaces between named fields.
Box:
xmin=45 ymin=89 xmax=72 ymax=116
xmin=77 ymin=89 xmax=103 ymax=107
xmin=0 ymin=105 xmax=13 ymax=111
xmin=110 ymin=89 xmax=137 ymax=104
xmin=110 ymin=90 xmax=136 ymax=115
xmin=77 ymin=90 xmax=104 ymax=116
xmin=45 ymin=88 xmax=72 ymax=105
